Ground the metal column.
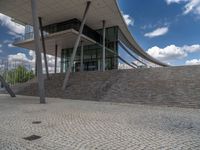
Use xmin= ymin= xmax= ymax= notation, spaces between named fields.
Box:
xmin=31 ymin=0 xmax=46 ymax=103
xmin=38 ymin=17 xmax=50 ymax=80
xmin=80 ymin=41 xmax=84 ymax=72
xmin=62 ymin=1 xmax=91 ymax=90
xmin=35 ymin=58 xmax=37 ymax=76
xmin=55 ymin=44 xmax=58 ymax=74
xmin=102 ymin=20 xmax=106 ymax=72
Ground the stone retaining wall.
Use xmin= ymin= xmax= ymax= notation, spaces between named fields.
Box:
xmin=15 ymin=65 xmax=200 ymax=108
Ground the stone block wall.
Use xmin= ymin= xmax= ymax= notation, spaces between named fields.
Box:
xmin=15 ymin=65 xmax=200 ymax=108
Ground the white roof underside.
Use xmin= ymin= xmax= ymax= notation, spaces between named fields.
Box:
xmin=0 ymin=0 xmax=167 ymax=66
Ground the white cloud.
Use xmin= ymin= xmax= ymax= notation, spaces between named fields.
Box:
xmin=166 ymin=0 xmax=187 ymax=5
xmin=144 ymin=27 xmax=169 ymax=38
xmin=182 ymin=44 xmax=200 ymax=52
xmin=8 ymin=43 xmax=15 ymax=48
xmin=184 ymin=0 xmax=200 ymax=15
xmin=8 ymin=51 xmax=61 ymax=73
xmin=122 ymin=13 xmax=134 ymax=26
xmin=132 ymin=60 xmax=146 ymax=67
xmin=29 ymin=50 xmax=58 ymax=73
xmin=186 ymin=59 xmax=200 ymax=65
xmin=165 ymin=0 xmax=200 ymax=15
xmin=0 ymin=44 xmax=2 ymax=48
xmin=118 ymin=63 xmax=133 ymax=69
xmin=8 ymin=53 xmax=30 ymax=62
xmin=147 ymin=44 xmax=200 ymax=63
xmin=3 ymin=40 xmax=12 ymax=44
xmin=5 ymin=52 xmax=33 ymax=70
xmin=147 ymin=45 xmax=187 ymax=61
xmin=0 ymin=13 xmax=24 ymax=37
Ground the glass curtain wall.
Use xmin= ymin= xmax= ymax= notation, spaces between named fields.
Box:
xmin=61 ymin=26 xmax=119 ymax=72
xmin=43 ymin=19 xmax=101 ymax=43
xmin=24 ymin=25 xmax=33 ymax=40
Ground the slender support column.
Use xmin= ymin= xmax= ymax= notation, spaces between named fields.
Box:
xmin=38 ymin=17 xmax=50 ymax=80
xmin=0 ymin=75 xmax=16 ymax=97
xmin=80 ymin=41 xmax=84 ymax=72
xmin=55 ymin=44 xmax=58 ymax=74
xmin=62 ymin=1 xmax=91 ymax=90
xmin=102 ymin=20 xmax=106 ymax=72
xmin=31 ymin=0 xmax=46 ymax=103
xmin=35 ymin=58 xmax=37 ymax=76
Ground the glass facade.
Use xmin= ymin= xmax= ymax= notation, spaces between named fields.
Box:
xmin=24 ymin=25 xmax=34 ymax=40
xmin=61 ymin=26 xmax=119 ymax=72
xmin=43 ymin=19 xmax=101 ymax=43
xmin=42 ymin=18 xmax=119 ymax=72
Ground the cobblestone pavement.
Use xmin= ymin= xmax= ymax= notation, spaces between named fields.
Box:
xmin=0 ymin=95 xmax=200 ymax=150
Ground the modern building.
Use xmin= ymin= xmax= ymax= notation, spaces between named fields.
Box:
xmin=0 ymin=0 xmax=168 ymax=102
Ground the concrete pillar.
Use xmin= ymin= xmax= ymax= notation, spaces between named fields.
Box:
xmin=102 ymin=20 xmax=106 ymax=72
xmin=62 ymin=1 xmax=91 ymax=90
xmin=61 ymin=48 xmax=64 ymax=73
xmin=38 ymin=17 xmax=49 ymax=79
xmin=55 ymin=44 xmax=58 ymax=74
xmin=31 ymin=0 xmax=46 ymax=103
xmin=80 ymin=41 xmax=84 ymax=72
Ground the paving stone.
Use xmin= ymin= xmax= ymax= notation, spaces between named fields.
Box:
xmin=0 ymin=95 xmax=200 ymax=150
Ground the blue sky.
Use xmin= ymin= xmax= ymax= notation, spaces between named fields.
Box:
xmin=119 ymin=0 xmax=200 ymax=66
xmin=0 ymin=0 xmax=200 ymax=66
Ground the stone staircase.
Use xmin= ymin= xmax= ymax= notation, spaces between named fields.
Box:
xmin=16 ymin=70 xmax=118 ymax=100
xmin=15 ymin=65 xmax=200 ymax=108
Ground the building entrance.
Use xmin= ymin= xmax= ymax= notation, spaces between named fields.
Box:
xmin=74 ymin=60 xmax=99 ymax=72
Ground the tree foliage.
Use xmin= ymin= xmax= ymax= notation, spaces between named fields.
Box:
xmin=2 ymin=66 xmax=35 ymax=85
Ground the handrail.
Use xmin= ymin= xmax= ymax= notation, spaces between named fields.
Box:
xmin=14 ymin=31 xmax=49 ymax=43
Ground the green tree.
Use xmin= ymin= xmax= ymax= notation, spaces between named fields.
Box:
xmin=2 ymin=66 xmax=35 ymax=85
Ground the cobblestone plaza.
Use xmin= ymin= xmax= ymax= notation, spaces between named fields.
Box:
xmin=0 ymin=95 xmax=200 ymax=150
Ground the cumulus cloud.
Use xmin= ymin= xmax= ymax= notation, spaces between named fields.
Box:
xmin=184 ymin=0 xmax=200 ymax=15
xmin=144 ymin=27 xmax=169 ymax=38
xmin=122 ymin=13 xmax=134 ymax=26
xmin=132 ymin=60 xmax=146 ymax=67
xmin=118 ymin=63 xmax=133 ymax=70
xmin=147 ymin=44 xmax=200 ymax=63
xmin=147 ymin=45 xmax=187 ymax=61
xmin=29 ymin=50 xmax=61 ymax=73
xmin=166 ymin=0 xmax=188 ymax=4
xmin=182 ymin=44 xmax=200 ymax=52
xmin=165 ymin=0 xmax=200 ymax=15
xmin=0 ymin=13 xmax=24 ymax=37
xmin=8 ymin=53 xmax=30 ymax=62
xmin=7 ymin=51 xmax=61 ymax=73
xmin=186 ymin=59 xmax=200 ymax=65
xmin=8 ymin=43 xmax=15 ymax=48
xmin=3 ymin=40 xmax=12 ymax=44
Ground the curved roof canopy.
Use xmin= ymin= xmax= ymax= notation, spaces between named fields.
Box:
xmin=0 ymin=0 xmax=168 ymax=67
